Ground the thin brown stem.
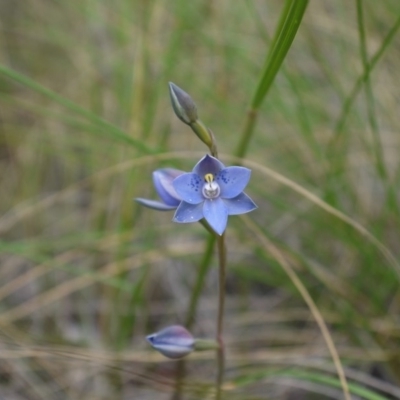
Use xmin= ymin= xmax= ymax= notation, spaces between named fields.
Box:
xmin=215 ymin=232 xmax=226 ymax=400
xmin=170 ymin=235 xmax=216 ymax=400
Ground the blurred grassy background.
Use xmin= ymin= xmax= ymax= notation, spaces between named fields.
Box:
xmin=1 ymin=0 xmax=400 ymax=399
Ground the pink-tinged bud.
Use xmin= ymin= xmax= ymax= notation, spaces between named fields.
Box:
xmin=146 ymin=325 xmax=194 ymax=359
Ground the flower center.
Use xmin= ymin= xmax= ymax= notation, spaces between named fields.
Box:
xmin=202 ymin=173 xmax=220 ymax=199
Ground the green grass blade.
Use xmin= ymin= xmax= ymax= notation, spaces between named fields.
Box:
xmin=235 ymin=0 xmax=308 ymax=158
xmin=251 ymin=0 xmax=308 ymax=109
xmin=329 ymin=12 xmax=400 ymax=154
xmin=234 ymin=369 xmax=393 ymax=400
xmin=325 ymin=11 xmax=400 ymax=205
xmin=0 ymin=63 xmax=156 ymax=153
xmin=356 ymin=0 xmax=386 ymax=180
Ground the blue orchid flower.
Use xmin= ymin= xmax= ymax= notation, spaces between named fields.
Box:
xmin=135 ymin=168 xmax=184 ymax=211
xmin=146 ymin=325 xmax=194 ymax=359
xmin=172 ymin=154 xmax=257 ymax=235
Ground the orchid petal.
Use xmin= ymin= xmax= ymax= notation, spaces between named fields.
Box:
xmin=173 ymin=201 xmax=204 ymax=223
xmin=216 ymin=167 xmax=251 ymax=199
xmin=173 ymin=173 xmax=204 ymax=204
xmin=223 ymin=193 xmax=258 ymax=215
xmin=153 ymin=168 xmax=184 ymax=206
xmin=193 ymin=154 xmax=225 ymax=177
xmin=203 ymin=198 xmax=228 ymax=235
xmin=135 ymin=198 xmax=177 ymax=211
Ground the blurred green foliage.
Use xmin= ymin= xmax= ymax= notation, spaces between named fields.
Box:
xmin=0 ymin=0 xmax=400 ymax=398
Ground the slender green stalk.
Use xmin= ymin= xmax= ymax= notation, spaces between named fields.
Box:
xmin=215 ymin=232 xmax=227 ymax=400
xmin=355 ymin=0 xmax=400 ymax=224
xmin=356 ymin=0 xmax=386 ymax=180
xmin=334 ymin=11 xmax=400 ymax=137
xmin=327 ymin=12 xmax=400 ymax=186
xmin=185 ymin=236 xmax=216 ymax=328
xmin=235 ymin=109 xmax=258 ymax=159
xmin=170 ymin=235 xmax=216 ymax=400
xmin=250 ymin=0 xmax=308 ymax=110
xmin=235 ymin=0 xmax=308 ymax=159
xmin=171 ymin=238 xmax=215 ymax=398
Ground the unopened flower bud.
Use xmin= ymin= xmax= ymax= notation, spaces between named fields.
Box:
xmin=168 ymin=82 xmax=217 ymax=154
xmin=146 ymin=325 xmax=194 ymax=359
xmin=169 ymin=82 xmax=198 ymax=124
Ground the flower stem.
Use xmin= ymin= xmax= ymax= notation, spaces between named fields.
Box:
xmin=215 ymin=232 xmax=226 ymax=400
xmin=235 ymin=108 xmax=257 ymax=159
xmin=171 ymin=235 xmax=216 ymax=400
xmin=186 ymin=236 xmax=216 ymax=328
